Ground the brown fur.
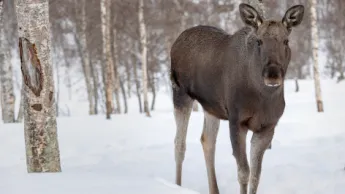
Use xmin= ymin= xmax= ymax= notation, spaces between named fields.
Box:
xmin=170 ymin=3 xmax=304 ymax=194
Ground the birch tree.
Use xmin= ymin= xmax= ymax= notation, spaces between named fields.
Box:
xmin=0 ymin=0 xmax=15 ymax=123
xmin=15 ymin=0 xmax=61 ymax=172
xmin=138 ymin=0 xmax=150 ymax=117
xmin=112 ymin=12 xmax=121 ymax=114
xmin=75 ymin=0 xmax=95 ymax=115
xmin=17 ymin=95 xmax=24 ymax=122
xmin=132 ymin=51 xmax=143 ymax=113
xmin=0 ymin=0 xmax=2 ymax=120
xmin=101 ymin=0 xmax=115 ymax=119
xmin=309 ymin=0 xmax=324 ymax=112
xmin=16 ymin=83 xmax=24 ymax=122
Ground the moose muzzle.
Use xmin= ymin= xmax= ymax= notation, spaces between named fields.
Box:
xmin=262 ymin=64 xmax=283 ymax=87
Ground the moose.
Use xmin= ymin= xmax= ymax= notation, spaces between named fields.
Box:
xmin=169 ymin=3 xmax=304 ymax=194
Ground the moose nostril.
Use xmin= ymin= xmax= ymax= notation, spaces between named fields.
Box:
xmin=264 ymin=66 xmax=281 ymax=79
xmin=268 ymin=70 xmax=279 ymax=79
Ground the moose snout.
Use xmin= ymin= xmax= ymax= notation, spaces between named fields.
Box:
xmin=262 ymin=64 xmax=283 ymax=87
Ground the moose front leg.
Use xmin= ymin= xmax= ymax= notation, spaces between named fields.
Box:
xmin=248 ymin=126 xmax=275 ymax=194
xmin=229 ymin=121 xmax=249 ymax=194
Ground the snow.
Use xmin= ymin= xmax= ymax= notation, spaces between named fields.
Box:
xmin=1 ymin=79 xmax=345 ymax=194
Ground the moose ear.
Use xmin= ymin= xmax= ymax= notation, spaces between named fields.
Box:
xmin=239 ymin=3 xmax=263 ymax=30
xmin=282 ymin=5 xmax=304 ymax=31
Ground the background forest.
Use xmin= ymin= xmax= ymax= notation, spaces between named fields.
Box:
xmin=0 ymin=0 xmax=343 ymax=121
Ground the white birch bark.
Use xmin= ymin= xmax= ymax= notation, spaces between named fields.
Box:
xmin=89 ymin=58 xmax=99 ymax=114
xmin=17 ymin=88 xmax=24 ymax=122
xmin=54 ymin=53 xmax=60 ymax=117
xmin=15 ymin=0 xmax=61 ymax=172
xmin=16 ymin=81 xmax=24 ymax=123
xmin=76 ymin=0 xmax=95 ymax=115
xmin=101 ymin=0 xmax=114 ymax=119
xmin=0 ymin=0 xmax=15 ymax=123
xmin=62 ymin=46 xmax=72 ymax=101
xmin=132 ymin=52 xmax=143 ymax=113
xmin=0 ymin=82 xmax=3 ymax=120
xmin=0 ymin=0 xmax=5 ymax=119
xmin=112 ymin=27 xmax=121 ymax=114
xmin=125 ymin=62 xmax=131 ymax=98
xmin=309 ymin=0 xmax=324 ymax=112
xmin=139 ymin=0 xmax=150 ymax=117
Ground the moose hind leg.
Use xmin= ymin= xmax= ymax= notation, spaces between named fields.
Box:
xmin=249 ymin=127 xmax=275 ymax=194
xmin=229 ymin=121 xmax=249 ymax=194
xmin=173 ymin=88 xmax=193 ymax=186
xmin=201 ymin=111 xmax=220 ymax=194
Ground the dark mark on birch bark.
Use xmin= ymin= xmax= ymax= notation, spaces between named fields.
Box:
xmin=31 ymin=104 xmax=42 ymax=111
xmin=19 ymin=37 xmax=43 ymax=97
xmin=49 ymin=91 xmax=53 ymax=101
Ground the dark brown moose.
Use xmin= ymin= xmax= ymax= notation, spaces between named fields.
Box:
xmin=169 ymin=3 xmax=304 ymax=194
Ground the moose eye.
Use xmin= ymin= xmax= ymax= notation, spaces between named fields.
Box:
xmin=257 ymin=39 xmax=263 ymax=46
xmin=283 ymin=40 xmax=289 ymax=45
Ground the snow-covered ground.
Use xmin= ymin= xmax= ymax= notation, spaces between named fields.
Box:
xmin=1 ymin=79 xmax=345 ymax=194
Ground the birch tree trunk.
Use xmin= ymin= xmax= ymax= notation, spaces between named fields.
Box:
xmin=61 ymin=45 xmax=72 ymax=101
xmin=101 ymin=0 xmax=115 ymax=119
xmin=15 ymin=0 xmax=61 ymax=172
xmin=0 ymin=80 xmax=3 ymax=120
xmin=337 ymin=58 xmax=344 ymax=83
xmin=0 ymin=0 xmax=4 ymax=119
xmin=125 ymin=61 xmax=131 ymax=98
xmin=148 ymin=71 xmax=156 ymax=111
xmin=76 ymin=0 xmax=95 ymax=115
xmin=16 ymin=86 xmax=24 ymax=122
xmin=54 ymin=54 xmax=60 ymax=117
xmin=0 ymin=0 xmax=15 ymax=123
xmin=112 ymin=26 xmax=121 ymax=114
xmin=119 ymin=77 xmax=128 ymax=114
xmin=138 ymin=0 xmax=150 ymax=117
xmin=132 ymin=54 xmax=143 ymax=113
xmin=309 ymin=0 xmax=324 ymax=112
xmin=295 ymin=77 xmax=299 ymax=93
xmin=89 ymin=58 xmax=99 ymax=114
